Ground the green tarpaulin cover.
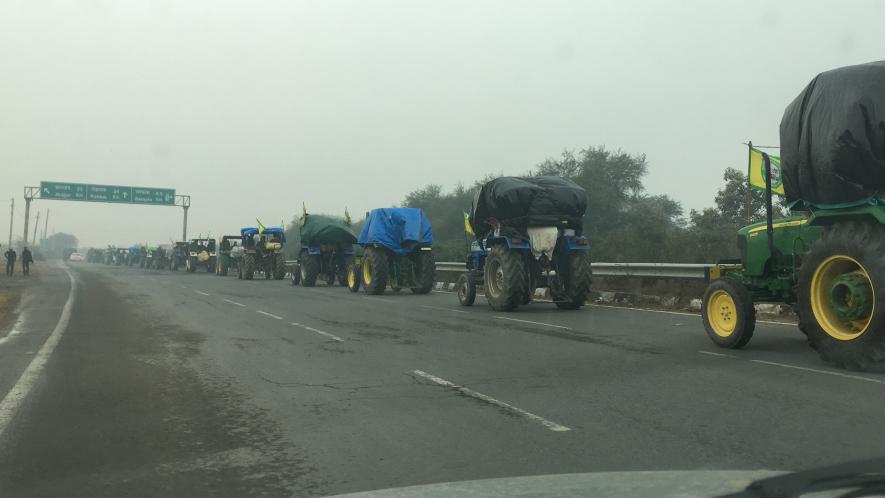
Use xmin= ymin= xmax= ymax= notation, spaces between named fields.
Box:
xmin=300 ymin=214 xmax=357 ymax=245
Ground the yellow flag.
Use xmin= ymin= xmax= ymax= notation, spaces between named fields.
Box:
xmin=748 ymin=146 xmax=785 ymax=196
xmin=344 ymin=208 xmax=352 ymax=226
xmin=464 ymin=212 xmax=475 ymax=236
xmin=256 ymin=218 xmax=266 ymax=234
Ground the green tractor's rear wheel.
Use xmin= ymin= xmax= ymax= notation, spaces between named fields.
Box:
xmin=300 ymin=253 xmax=320 ymax=287
xmin=362 ymin=247 xmax=388 ymax=295
xmin=798 ymin=221 xmax=885 ymax=372
xmin=484 ymin=244 xmax=528 ymax=312
xmin=273 ymin=254 xmax=286 ymax=280
xmin=338 ymin=257 xmax=353 ymax=286
xmin=554 ymin=252 xmax=593 ymax=310
xmin=410 ymin=250 xmax=435 ymax=294
xmin=457 ymin=273 xmax=476 ymax=306
xmin=347 ymin=264 xmax=361 ymax=292
xmin=243 ymin=254 xmax=255 ymax=280
xmin=701 ymin=277 xmax=756 ymax=349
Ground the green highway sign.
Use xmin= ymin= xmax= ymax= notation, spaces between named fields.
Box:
xmin=40 ymin=181 xmax=175 ymax=205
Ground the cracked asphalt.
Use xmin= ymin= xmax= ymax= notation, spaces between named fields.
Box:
xmin=2 ymin=262 xmax=885 ymax=496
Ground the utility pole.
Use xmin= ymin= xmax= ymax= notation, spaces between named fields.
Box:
xmin=43 ymin=209 xmax=49 ymax=243
xmin=32 ymin=210 xmax=40 ymax=247
xmin=7 ymin=198 xmax=13 ymax=247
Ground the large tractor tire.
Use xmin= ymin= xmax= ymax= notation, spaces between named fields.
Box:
xmin=208 ymin=257 xmax=217 ymax=273
xmin=237 ymin=260 xmax=243 ymax=279
xmin=219 ymin=256 xmax=229 ymax=276
xmin=337 ymin=257 xmax=353 ymax=286
xmin=457 ymin=273 xmax=476 ymax=306
xmin=554 ymin=252 xmax=593 ymax=310
xmin=187 ymin=256 xmax=197 ymax=273
xmin=798 ymin=221 xmax=885 ymax=372
xmin=273 ymin=254 xmax=286 ymax=280
xmin=243 ymin=254 xmax=256 ymax=280
xmin=702 ymin=277 xmax=756 ymax=349
xmin=347 ymin=264 xmax=361 ymax=292
xmin=361 ymin=246 xmax=389 ymax=295
xmin=483 ymin=244 xmax=528 ymax=312
xmin=411 ymin=250 xmax=435 ymax=294
xmin=300 ymin=253 xmax=320 ymax=287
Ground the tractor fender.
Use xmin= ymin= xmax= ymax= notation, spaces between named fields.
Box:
xmin=483 ymin=235 xmax=530 ymax=251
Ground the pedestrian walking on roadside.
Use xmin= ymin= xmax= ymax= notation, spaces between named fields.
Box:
xmin=21 ymin=247 xmax=33 ymax=276
xmin=5 ymin=247 xmax=16 ymax=276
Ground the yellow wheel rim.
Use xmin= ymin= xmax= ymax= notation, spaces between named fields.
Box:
xmin=707 ymin=290 xmax=737 ymax=337
xmin=362 ymin=260 xmax=373 ymax=285
xmin=348 ymin=267 xmax=356 ymax=288
xmin=810 ymin=255 xmax=875 ymax=341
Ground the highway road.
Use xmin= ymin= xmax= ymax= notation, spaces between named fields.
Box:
xmin=1 ymin=262 xmax=885 ymax=496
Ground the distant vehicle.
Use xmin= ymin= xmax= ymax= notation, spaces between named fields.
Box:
xmin=68 ymin=252 xmax=85 ymax=262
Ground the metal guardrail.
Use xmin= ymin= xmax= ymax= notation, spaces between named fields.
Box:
xmin=435 ymin=262 xmax=711 ymax=280
xmin=288 ymin=260 xmax=711 ymax=280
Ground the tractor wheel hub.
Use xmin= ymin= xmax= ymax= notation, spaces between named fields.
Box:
xmin=829 ymin=273 xmax=873 ymax=322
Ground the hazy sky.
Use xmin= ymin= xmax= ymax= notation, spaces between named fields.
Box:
xmin=2 ymin=0 xmax=883 ymax=247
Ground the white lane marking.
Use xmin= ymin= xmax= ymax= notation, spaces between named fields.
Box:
xmin=291 ymin=322 xmax=344 ymax=342
xmin=223 ymin=299 xmax=246 ymax=307
xmin=256 ymin=310 xmax=283 ymax=320
xmin=0 ymin=312 xmax=28 ymax=346
xmin=420 ymin=305 xmax=469 ymax=314
xmin=195 ymin=290 xmax=210 ymax=296
xmin=363 ymin=297 xmax=397 ymax=305
xmin=0 ymin=269 xmax=76 ymax=438
xmin=698 ymin=350 xmax=737 ymax=358
xmin=495 ymin=316 xmax=571 ymax=330
xmin=750 ymin=359 xmax=885 ymax=385
xmin=587 ymin=303 xmax=795 ymax=326
xmin=412 ymin=370 xmax=570 ymax=432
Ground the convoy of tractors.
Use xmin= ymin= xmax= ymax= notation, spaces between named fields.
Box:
xmin=80 ymin=62 xmax=885 ymax=373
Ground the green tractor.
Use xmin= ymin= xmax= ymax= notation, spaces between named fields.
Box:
xmin=291 ymin=211 xmax=357 ymax=287
xmin=702 ymin=62 xmax=885 ymax=371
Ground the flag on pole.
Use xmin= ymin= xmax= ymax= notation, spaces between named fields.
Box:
xmin=256 ymin=218 xmax=266 ymax=234
xmin=748 ymin=146 xmax=785 ymax=196
xmin=344 ymin=208 xmax=352 ymax=226
xmin=463 ymin=212 xmax=475 ymax=236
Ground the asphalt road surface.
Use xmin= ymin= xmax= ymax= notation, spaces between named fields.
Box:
xmin=1 ymin=261 xmax=884 ymax=496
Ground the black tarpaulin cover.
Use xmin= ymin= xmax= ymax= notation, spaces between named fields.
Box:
xmin=470 ymin=176 xmax=587 ymax=236
xmin=300 ymin=214 xmax=357 ymax=245
xmin=780 ymin=61 xmax=885 ymax=205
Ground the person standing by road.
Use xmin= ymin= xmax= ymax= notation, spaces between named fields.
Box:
xmin=21 ymin=247 xmax=33 ymax=276
xmin=4 ymin=246 xmax=16 ymax=276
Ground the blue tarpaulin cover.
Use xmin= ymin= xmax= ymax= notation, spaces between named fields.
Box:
xmin=240 ymin=227 xmax=287 ymax=242
xmin=357 ymin=208 xmax=433 ymax=254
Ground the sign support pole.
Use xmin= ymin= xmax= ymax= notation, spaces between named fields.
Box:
xmin=22 ymin=198 xmax=30 ymax=248
xmin=182 ymin=205 xmax=189 ymax=241
xmin=32 ymin=211 xmax=40 ymax=247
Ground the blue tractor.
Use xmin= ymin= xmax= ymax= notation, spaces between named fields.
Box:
xmin=459 ymin=176 xmax=592 ymax=311
xmin=238 ymin=227 xmax=287 ymax=280
xmin=347 ymin=208 xmax=435 ymax=295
